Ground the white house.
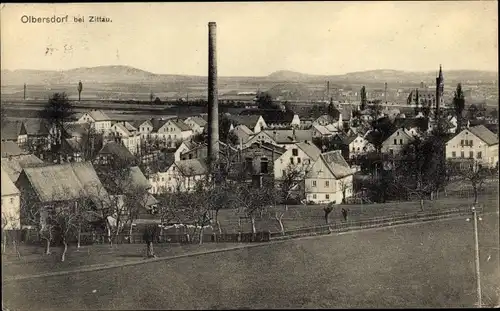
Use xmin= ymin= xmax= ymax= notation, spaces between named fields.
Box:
xmin=110 ymin=123 xmax=142 ymax=155
xmin=149 ymin=159 xmax=207 ymax=194
xmin=174 ymin=141 xmax=198 ymax=162
xmin=348 ymin=134 xmax=375 ymax=158
xmin=381 ymin=128 xmax=415 ymax=155
xmin=157 ymin=119 xmax=194 ymax=148
xmin=77 ymin=110 xmax=113 ymax=134
xmin=445 ymin=125 xmax=498 ymax=167
xmin=273 ymin=142 xmax=322 ymax=180
xmin=1 ymin=168 xmax=21 ymax=230
xmin=312 ymin=124 xmax=334 ymax=138
xmin=184 ymin=116 xmax=207 ymax=134
xmin=228 ymin=115 xmax=267 ymax=134
xmin=303 ymin=150 xmax=354 ymax=204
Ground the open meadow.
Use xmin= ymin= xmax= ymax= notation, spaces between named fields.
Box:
xmin=2 ymin=212 xmax=499 ymax=309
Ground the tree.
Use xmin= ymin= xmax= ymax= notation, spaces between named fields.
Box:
xmin=150 ymin=92 xmax=154 ymax=104
xmin=80 ymin=123 xmax=104 ymax=161
xmin=143 ymin=224 xmax=160 ymax=258
xmin=154 ymin=97 xmax=162 ymax=105
xmin=234 ymin=183 xmax=273 ymax=234
xmin=467 ymin=104 xmax=479 ymax=120
xmin=489 ymin=108 xmax=498 ymax=120
xmin=77 ymin=81 xmax=83 ymax=101
xmin=360 ymin=86 xmax=367 ymax=111
xmin=272 ymin=163 xmax=310 ymax=235
xmin=122 ymin=184 xmax=151 ymax=242
xmin=256 ymin=92 xmax=275 ymax=110
xmin=339 ymin=179 xmax=352 ymax=204
xmin=450 ymin=160 xmax=489 ymax=205
xmin=40 ymin=92 xmax=75 ymax=163
xmin=53 ymin=201 xmax=79 ymax=262
xmin=453 ymin=83 xmax=465 ymax=132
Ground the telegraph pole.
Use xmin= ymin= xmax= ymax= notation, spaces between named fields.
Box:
xmin=468 ymin=205 xmax=483 ymax=308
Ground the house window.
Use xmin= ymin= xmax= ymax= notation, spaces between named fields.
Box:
xmin=245 ymin=157 xmax=253 ymax=171
xmin=325 ymin=194 xmax=330 ymax=200
xmin=313 ymin=194 xmax=317 ymax=199
xmin=394 ymin=139 xmax=397 ymax=145
xmin=477 ymin=152 xmax=482 ymax=159
xmin=469 ymin=151 xmax=474 ymax=159
xmin=461 ymin=151 xmax=464 ymax=158
xmin=290 ymin=157 xmax=294 ymax=164
xmin=189 ymin=154 xmax=193 ymax=159
xmin=399 ymin=139 xmax=403 ymax=144
xmin=10 ymin=198 xmax=14 ymax=204
xmin=325 ymin=181 xmax=329 ymax=187
xmin=469 ymin=140 xmax=473 ymax=147
xmin=261 ymin=158 xmax=269 ymax=174
xmin=282 ymin=170 xmax=286 ymax=176
xmin=396 ymin=132 xmax=399 ymax=136
xmin=312 ymin=180 xmax=317 ymax=187
xmin=452 ymin=151 xmax=456 ymax=158
xmin=461 ymin=139 xmax=464 ymax=146
xmin=389 ymin=149 xmax=394 ymax=155
xmin=297 ymin=158 xmax=301 ymax=164
xmin=292 ymin=148 xmax=298 ymax=156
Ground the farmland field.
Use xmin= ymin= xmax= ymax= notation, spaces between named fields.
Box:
xmin=2 ymin=213 xmax=499 ymax=310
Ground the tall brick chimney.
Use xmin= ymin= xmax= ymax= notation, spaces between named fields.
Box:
xmin=208 ymin=21 xmax=219 ymax=163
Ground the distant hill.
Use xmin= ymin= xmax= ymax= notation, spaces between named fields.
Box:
xmin=1 ymin=65 xmax=497 ymax=86
xmin=266 ymin=69 xmax=498 ymax=84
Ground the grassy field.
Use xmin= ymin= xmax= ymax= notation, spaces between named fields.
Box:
xmin=3 ymin=213 xmax=499 ymax=309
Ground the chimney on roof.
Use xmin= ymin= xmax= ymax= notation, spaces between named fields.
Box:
xmin=207 ymin=21 xmax=219 ymax=164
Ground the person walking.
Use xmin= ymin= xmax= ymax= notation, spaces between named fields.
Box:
xmin=341 ymin=208 xmax=347 ymax=222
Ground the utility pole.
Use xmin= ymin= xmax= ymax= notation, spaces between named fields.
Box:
xmin=467 ymin=204 xmax=483 ymax=308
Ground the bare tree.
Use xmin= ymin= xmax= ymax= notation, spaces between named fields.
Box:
xmin=77 ymin=81 xmax=83 ymax=102
xmin=1 ymin=211 xmax=21 ymax=258
xmin=234 ymin=183 xmax=273 ymax=234
xmin=339 ymin=179 xmax=352 ymax=204
xmin=53 ymin=201 xmax=79 ymax=262
xmin=122 ymin=184 xmax=151 ymax=242
xmin=450 ymin=160 xmax=489 ymax=204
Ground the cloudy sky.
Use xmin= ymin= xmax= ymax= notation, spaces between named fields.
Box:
xmin=1 ymin=2 xmax=497 ymax=76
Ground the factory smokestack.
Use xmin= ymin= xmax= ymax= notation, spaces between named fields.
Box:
xmin=208 ymin=21 xmax=219 ymax=163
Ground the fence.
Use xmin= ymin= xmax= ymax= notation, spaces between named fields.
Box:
xmin=269 ymin=207 xmax=472 ymax=239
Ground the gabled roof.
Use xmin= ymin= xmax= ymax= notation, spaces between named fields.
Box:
xmin=168 ymin=119 xmax=192 ymax=132
xmin=22 ymin=119 xmax=50 ymax=136
xmin=295 ymin=142 xmax=322 ymax=161
xmin=123 ymin=122 xmax=138 ymax=132
xmin=1 ymin=154 xmax=45 ymax=182
xmin=344 ymin=134 xmax=358 ymax=145
xmin=98 ymin=141 xmax=136 ymax=162
xmin=468 ymin=125 xmax=498 ymax=146
xmin=315 ymin=114 xmax=337 ymax=124
xmin=1 ymin=141 xmax=27 ymax=158
xmin=63 ymin=138 xmax=83 ymax=152
xmin=312 ymin=124 xmax=332 ymax=135
xmin=112 ymin=123 xmax=132 ymax=137
xmin=131 ymin=120 xmax=148 ymax=129
xmin=320 ymin=150 xmax=353 ymax=179
xmin=18 ymin=162 xmax=109 ymax=204
xmin=1 ymin=120 xmax=25 ymax=140
xmin=384 ymin=128 xmax=414 ymax=143
xmin=86 ymin=110 xmax=111 ymax=122
xmin=185 ymin=116 xmax=207 ymax=127
xmin=227 ymin=114 xmax=262 ymax=130
xmin=233 ymin=125 xmax=253 ymax=144
xmin=262 ymin=129 xmax=313 ymax=144
xmin=1 ymin=167 xmax=20 ymax=196
xmin=64 ymin=123 xmax=89 ymax=137
xmin=244 ymin=142 xmax=287 ymax=155
xmin=174 ymin=158 xmax=207 ymax=176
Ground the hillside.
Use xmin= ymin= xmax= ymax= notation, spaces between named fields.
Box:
xmin=1 ymin=65 xmax=497 ymax=86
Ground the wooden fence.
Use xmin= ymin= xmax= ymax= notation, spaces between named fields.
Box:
xmin=269 ymin=207 xmax=472 ymax=239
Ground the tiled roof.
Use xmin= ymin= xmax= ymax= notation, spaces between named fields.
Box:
xmin=22 ymin=119 xmax=50 ymax=136
xmin=321 ymin=150 xmax=353 ymax=179
xmin=170 ymin=119 xmax=192 ymax=132
xmin=262 ymin=129 xmax=313 ymax=144
xmin=1 ymin=154 xmax=45 ymax=182
xmin=1 ymin=141 xmax=26 ymax=158
xmin=312 ymin=124 xmax=332 ymax=135
xmin=468 ymin=125 xmax=498 ymax=146
xmin=64 ymin=123 xmax=89 ymax=137
xmin=186 ymin=116 xmax=207 ymax=127
xmin=98 ymin=141 xmax=136 ymax=162
xmin=87 ymin=110 xmax=111 ymax=121
xmin=296 ymin=142 xmax=322 ymax=161
xmin=1 ymin=120 xmax=25 ymax=140
xmin=18 ymin=162 xmax=110 ymax=204
xmin=174 ymin=158 xmax=208 ymax=176
xmin=227 ymin=115 xmax=261 ymax=130
xmin=1 ymin=167 xmax=20 ymax=196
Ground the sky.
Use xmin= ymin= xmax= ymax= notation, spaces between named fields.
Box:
xmin=1 ymin=2 xmax=498 ymax=76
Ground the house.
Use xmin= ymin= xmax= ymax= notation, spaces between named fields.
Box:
xmin=1 ymin=154 xmax=45 ymax=182
xmin=393 ymin=117 xmax=429 ymax=138
xmin=1 ymin=141 xmax=27 ymax=158
xmin=273 ymin=142 xmax=322 ymax=181
xmin=156 ymin=119 xmax=193 ymax=148
xmin=60 ymin=138 xmax=84 ymax=163
xmin=304 ymin=150 xmax=354 ymax=204
xmin=94 ymin=141 xmax=136 ymax=166
xmin=1 ymin=168 xmax=21 ymax=230
xmin=174 ymin=141 xmax=198 ymax=162
xmin=64 ymin=123 xmax=90 ymax=142
xmin=232 ymin=124 xmax=254 ymax=145
xmin=228 ymin=114 xmax=267 ymax=133
xmin=15 ymin=162 xmax=111 ymax=228
xmin=184 ymin=116 xmax=207 ymax=134
xmin=240 ymin=142 xmax=286 ymax=177
xmin=259 ymin=129 xmax=314 ymax=148
xmin=1 ymin=120 xmax=26 ymax=144
xmin=348 ymin=134 xmax=375 ymax=158
xmin=150 ymin=158 xmax=208 ymax=194
xmin=445 ymin=125 xmax=499 ymax=167
xmin=313 ymin=114 xmax=337 ymax=126
xmin=312 ymin=123 xmax=334 ymax=138
xmin=109 ymin=122 xmax=142 ymax=155
xmin=97 ymin=166 xmax=158 ymax=214
xmin=381 ymin=128 xmax=415 ymax=155
xmin=77 ymin=110 xmax=113 ymax=134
